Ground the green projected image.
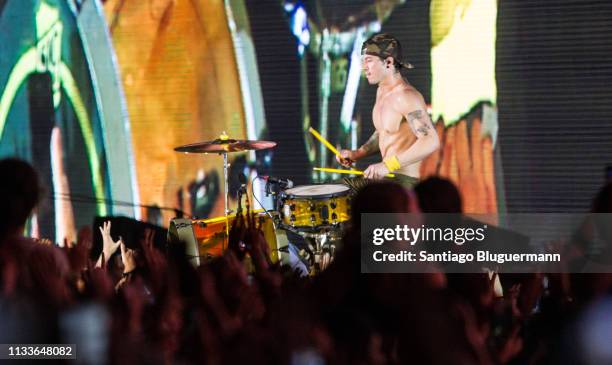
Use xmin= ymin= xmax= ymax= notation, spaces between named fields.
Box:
xmin=0 ymin=0 xmax=137 ymax=242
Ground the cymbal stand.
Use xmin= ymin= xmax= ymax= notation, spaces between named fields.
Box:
xmin=221 ymin=151 xmax=231 ymax=249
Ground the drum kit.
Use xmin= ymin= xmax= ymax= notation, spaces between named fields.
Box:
xmin=169 ymin=131 xmax=353 ymax=274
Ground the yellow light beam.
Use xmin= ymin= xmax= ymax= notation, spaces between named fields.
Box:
xmin=0 ymin=48 xmax=107 ymax=216
xmin=59 ymin=62 xmax=107 ymax=216
xmin=0 ymin=48 xmax=38 ymax=139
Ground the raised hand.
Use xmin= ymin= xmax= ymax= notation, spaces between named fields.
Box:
xmin=244 ymin=223 xmax=271 ymax=272
xmin=84 ymin=258 xmax=114 ymax=301
xmin=120 ymin=241 xmax=137 ymax=274
xmin=497 ymin=324 xmax=523 ymax=364
xmin=336 ymin=149 xmax=355 ymax=167
xmin=35 ymin=238 xmax=54 ymax=245
xmin=97 ymin=221 xmax=122 ymax=267
xmin=228 ymin=210 xmax=247 ymax=260
xmin=63 ymin=241 xmax=88 ymax=276
xmin=140 ymin=228 xmax=167 ymax=293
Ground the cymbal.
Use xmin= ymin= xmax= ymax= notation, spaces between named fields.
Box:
xmin=174 ymin=138 xmax=277 ymax=153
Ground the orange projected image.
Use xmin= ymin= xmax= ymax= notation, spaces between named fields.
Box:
xmin=420 ymin=112 xmax=498 ymax=218
xmin=100 ymin=0 xmax=502 ymax=230
xmin=103 ymin=0 xmax=248 ymax=223
xmin=426 ymin=0 xmax=500 ymax=216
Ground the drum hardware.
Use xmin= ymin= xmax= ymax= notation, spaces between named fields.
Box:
xmin=272 ymin=183 xmax=351 ymax=274
xmin=169 ymin=182 xmax=349 ymax=273
xmin=174 ymin=132 xmax=277 ymax=249
xmin=259 ymin=175 xmax=294 ymax=221
xmin=172 ymin=130 xmax=358 ymax=274
xmin=235 ymin=176 xmax=248 ymax=216
xmin=260 ymin=175 xmax=294 ymax=189
xmin=294 ymin=232 xmax=337 ymax=274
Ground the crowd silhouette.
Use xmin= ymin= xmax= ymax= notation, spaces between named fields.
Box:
xmin=1 ymin=157 xmax=612 ymax=365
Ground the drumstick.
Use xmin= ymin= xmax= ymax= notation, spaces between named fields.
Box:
xmin=313 ymin=167 xmax=395 ymax=178
xmin=308 ymin=127 xmax=342 ymax=158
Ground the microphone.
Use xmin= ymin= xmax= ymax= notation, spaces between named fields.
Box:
xmin=260 ymin=175 xmax=294 ymax=189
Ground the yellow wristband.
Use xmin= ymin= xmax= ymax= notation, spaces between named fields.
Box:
xmin=383 ymin=156 xmax=401 ymax=172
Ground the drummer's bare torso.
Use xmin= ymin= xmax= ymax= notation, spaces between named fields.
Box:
xmin=373 ymin=81 xmax=421 ymax=177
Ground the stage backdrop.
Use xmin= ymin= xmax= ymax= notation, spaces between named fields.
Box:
xmin=1 ymin=0 xmax=611 ymax=241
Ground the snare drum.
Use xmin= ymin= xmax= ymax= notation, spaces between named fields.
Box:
xmin=280 ymin=184 xmax=350 ymax=230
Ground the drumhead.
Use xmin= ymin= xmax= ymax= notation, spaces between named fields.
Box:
xmin=284 ymin=184 xmax=349 ymax=198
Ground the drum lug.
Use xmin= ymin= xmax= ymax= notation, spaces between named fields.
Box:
xmin=290 ymin=204 xmax=296 ymax=211
xmin=330 ymin=201 xmax=337 ymax=209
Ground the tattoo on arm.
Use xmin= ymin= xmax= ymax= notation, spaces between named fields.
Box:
xmin=359 ymin=131 xmax=379 ymax=155
xmin=407 ymin=110 xmax=432 ymax=137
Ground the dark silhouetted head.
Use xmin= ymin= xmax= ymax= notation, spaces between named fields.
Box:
xmin=591 ymin=182 xmax=612 ymax=213
xmin=414 ymin=177 xmax=463 ymax=213
xmin=0 ymin=158 xmax=41 ymax=237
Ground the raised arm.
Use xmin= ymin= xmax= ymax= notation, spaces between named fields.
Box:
xmin=337 ymin=131 xmax=380 ymax=166
xmin=355 ymin=131 xmax=380 ymax=159
xmin=387 ymin=91 xmax=440 ymax=169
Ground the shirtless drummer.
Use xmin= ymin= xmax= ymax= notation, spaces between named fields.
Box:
xmin=337 ymin=33 xmax=440 ymax=189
